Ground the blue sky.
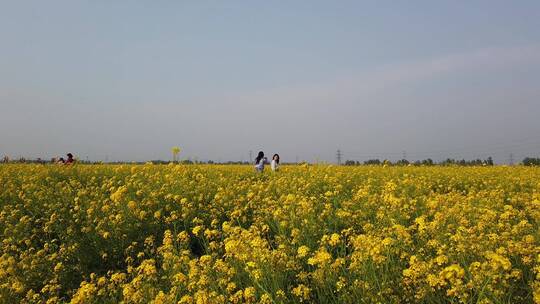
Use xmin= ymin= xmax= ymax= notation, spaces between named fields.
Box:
xmin=1 ymin=1 xmax=540 ymax=163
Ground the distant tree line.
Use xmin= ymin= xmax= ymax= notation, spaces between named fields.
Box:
xmin=523 ymin=157 xmax=540 ymax=166
xmin=0 ymin=157 xmax=254 ymax=165
xmin=142 ymin=160 xmax=252 ymax=165
xmin=345 ymin=157 xmax=498 ymax=166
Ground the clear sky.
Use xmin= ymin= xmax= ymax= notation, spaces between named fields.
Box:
xmin=1 ymin=1 xmax=539 ymax=163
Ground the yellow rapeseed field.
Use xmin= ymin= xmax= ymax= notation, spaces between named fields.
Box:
xmin=1 ymin=164 xmax=540 ymax=303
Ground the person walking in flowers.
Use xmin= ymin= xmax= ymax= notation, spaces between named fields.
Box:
xmin=254 ymin=151 xmax=268 ymax=172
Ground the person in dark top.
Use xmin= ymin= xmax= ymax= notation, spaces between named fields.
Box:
xmin=254 ymin=151 xmax=267 ymax=172
xmin=65 ymin=153 xmax=75 ymax=165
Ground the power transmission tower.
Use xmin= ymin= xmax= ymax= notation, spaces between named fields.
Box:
xmin=336 ymin=149 xmax=342 ymax=165
xmin=402 ymin=150 xmax=407 ymax=160
xmin=509 ymin=153 xmax=514 ymax=165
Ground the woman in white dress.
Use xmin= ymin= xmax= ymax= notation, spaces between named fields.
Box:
xmin=271 ymin=154 xmax=280 ymax=171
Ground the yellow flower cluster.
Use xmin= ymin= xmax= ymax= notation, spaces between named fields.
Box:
xmin=0 ymin=164 xmax=540 ymax=303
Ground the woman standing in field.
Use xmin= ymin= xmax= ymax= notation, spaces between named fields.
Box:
xmin=271 ymin=154 xmax=280 ymax=171
xmin=254 ymin=151 xmax=267 ymax=172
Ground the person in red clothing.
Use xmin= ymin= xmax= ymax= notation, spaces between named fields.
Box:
xmin=65 ymin=153 xmax=75 ymax=165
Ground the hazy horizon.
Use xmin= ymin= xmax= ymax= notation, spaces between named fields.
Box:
xmin=1 ymin=1 xmax=540 ymax=164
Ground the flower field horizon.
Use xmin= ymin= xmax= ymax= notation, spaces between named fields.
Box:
xmin=1 ymin=164 xmax=540 ymax=303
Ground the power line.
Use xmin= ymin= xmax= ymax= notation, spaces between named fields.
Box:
xmin=344 ymin=142 xmax=540 ymax=160
xmin=345 ymin=136 xmax=540 ymax=158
